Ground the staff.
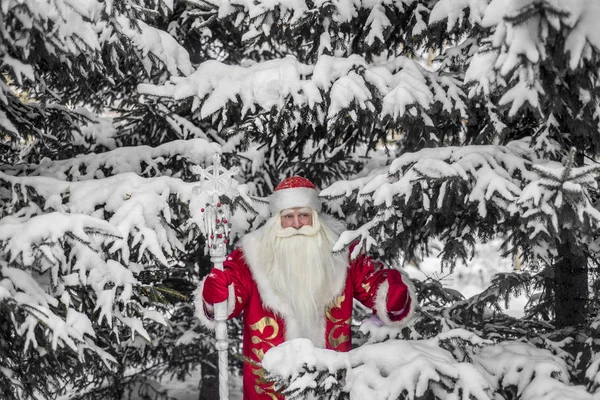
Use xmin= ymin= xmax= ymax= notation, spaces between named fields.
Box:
xmin=193 ymin=153 xmax=239 ymax=400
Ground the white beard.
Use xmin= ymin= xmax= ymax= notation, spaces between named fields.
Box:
xmin=261 ymin=212 xmax=344 ymax=344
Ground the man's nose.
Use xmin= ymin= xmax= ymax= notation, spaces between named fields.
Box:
xmin=292 ymin=216 xmax=303 ymax=228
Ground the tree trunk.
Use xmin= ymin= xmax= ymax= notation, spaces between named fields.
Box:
xmin=198 ymin=352 xmax=219 ymax=400
xmin=554 ymin=238 xmax=588 ymax=328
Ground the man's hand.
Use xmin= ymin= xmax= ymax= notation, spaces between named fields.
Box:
xmin=386 ymin=270 xmax=410 ymax=318
xmin=203 ymin=268 xmax=232 ymax=305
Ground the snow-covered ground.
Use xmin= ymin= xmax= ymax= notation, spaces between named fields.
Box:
xmin=56 ymin=368 xmax=243 ymax=400
xmin=160 ymin=369 xmax=242 ymax=400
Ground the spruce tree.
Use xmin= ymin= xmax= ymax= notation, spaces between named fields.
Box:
xmin=144 ymin=0 xmax=600 ymax=397
xmin=1 ymin=1 xmax=249 ymax=399
xmin=3 ymin=0 xmax=600 ymax=399
xmin=139 ymin=0 xmax=467 ymax=192
xmin=448 ymin=0 xmax=600 ymax=328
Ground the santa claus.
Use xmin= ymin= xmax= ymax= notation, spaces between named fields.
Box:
xmin=195 ymin=176 xmax=416 ymax=400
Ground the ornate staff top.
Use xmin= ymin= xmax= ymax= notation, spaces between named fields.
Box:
xmin=192 ymin=153 xmax=240 ymax=258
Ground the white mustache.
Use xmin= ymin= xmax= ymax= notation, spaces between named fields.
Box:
xmin=275 ymin=224 xmax=319 ymax=238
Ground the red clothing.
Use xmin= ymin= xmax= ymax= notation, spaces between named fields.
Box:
xmin=196 ymin=231 xmax=415 ymax=400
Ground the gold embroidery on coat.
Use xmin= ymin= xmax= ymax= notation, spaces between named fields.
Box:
xmin=251 ymin=336 xmax=262 ymax=344
xmin=250 ymin=318 xmax=283 ymax=399
xmin=330 ymin=293 xmax=345 ymax=309
xmin=252 ymin=367 xmax=267 ymax=379
xmin=250 ymin=317 xmax=279 ymax=340
xmin=326 ymin=294 xmax=346 ymax=323
xmin=252 ymin=335 xmax=276 ymax=348
xmin=362 ymin=282 xmax=371 ymax=293
xmin=254 ymin=379 xmax=278 ymax=399
xmin=328 ymin=325 xmax=350 ymax=349
xmin=252 ymin=348 xmax=265 ymax=361
xmin=326 ymin=309 xmax=344 ymax=324
xmin=255 ymin=385 xmax=278 ymax=400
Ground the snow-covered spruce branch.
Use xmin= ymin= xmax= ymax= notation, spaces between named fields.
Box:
xmin=356 ymin=271 xmax=552 ymax=345
xmin=10 ymin=138 xmax=220 ymax=181
xmin=442 ymin=271 xmax=554 ymax=335
xmin=178 ymin=0 xmax=434 ymax=61
xmin=320 ymin=140 xmax=536 ymax=262
xmin=138 ymin=53 xmax=466 ymax=130
xmin=262 ymin=328 xmax=594 ymax=400
xmin=583 ymin=314 xmax=600 ymax=394
xmin=0 ymin=259 xmax=119 ymax=366
xmin=1 ymin=0 xmax=195 ymax=168
xmin=438 ymin=0 xmax=600 ymax=117
xmin=112 ymin=15 xmax=194 ymax=78
xmin=0 ymin=143 xmax=259 ymax=398
xmin=2 ymin=172 xmax=185 ymax=265
xmin=321 ymin=139 xmax=600 ymax=266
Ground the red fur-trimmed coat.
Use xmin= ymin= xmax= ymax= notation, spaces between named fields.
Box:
xmin=195 ymin=226 xmax=416 ymax=400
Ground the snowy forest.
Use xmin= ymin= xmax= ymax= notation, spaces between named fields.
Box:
xmin=1 ymin=0 xmax=600 ymax=399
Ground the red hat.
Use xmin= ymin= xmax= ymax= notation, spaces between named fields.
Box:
xmin=269 ymin=176 xmax=321 ymax=214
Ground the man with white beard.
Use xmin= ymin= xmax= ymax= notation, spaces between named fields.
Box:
xmin=196 ymin=176 xmax=416 ymax=400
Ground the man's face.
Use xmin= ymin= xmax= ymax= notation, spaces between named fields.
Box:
xmin=280 ymin=207 xmax=313 ymax=229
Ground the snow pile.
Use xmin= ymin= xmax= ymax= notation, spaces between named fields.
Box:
xmin=262 ymin=329 xmax=594 ymax=400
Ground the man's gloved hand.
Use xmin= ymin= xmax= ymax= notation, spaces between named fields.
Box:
xmin=202 ymin=268 xmax=232 ymax=305
xmin=386 ymin=269 xmax=410 ymax=318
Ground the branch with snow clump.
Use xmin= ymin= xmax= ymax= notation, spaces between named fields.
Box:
xmin=321 ymin=139 xmax=600 ymax=266
xmin=321 ymin=140 xmax=535 ymax=250
xmin=262 ymin=328 xmax=595 ymax=400
xmin=27 ymin=138 xmax=220 ymax=181
xmin=139 ymin=54 xmax=466 ymax=125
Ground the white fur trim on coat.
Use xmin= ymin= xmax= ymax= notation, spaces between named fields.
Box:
xmin=373 ymin=271 xmax=417 ymax=328
xmin=193 ymin=275 xmax=236 ymax=330
xmin=269 ymin=187 xmax=321 ymax=214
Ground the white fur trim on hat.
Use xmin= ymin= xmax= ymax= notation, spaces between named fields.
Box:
xmin=269 ymin=187 xmax=321 ymax=214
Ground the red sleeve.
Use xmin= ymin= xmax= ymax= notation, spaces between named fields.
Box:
xmin=350 ymin=245 xmax=388 ymax=309
xmin=221 ymin=248 xmax=253 ymax=319
xmin=349 ymin=244 xmax=415 ymax=326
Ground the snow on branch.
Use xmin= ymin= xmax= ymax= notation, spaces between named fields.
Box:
xmin=0 ymin=260 xmax=118 ymax=367
xmin=474 ymin=340 xmax=593 ymax=400
xmin=0 ymin=141 xmax=258 ymax=373
xmin=429 ymin=0 xmax=488 ymax=31
xmin=0 ymin=212 xmax=120 ymax=267
xmin=198 ymin=0 xmax=414 ymax=25
xmin=262 ymin=328 xmax=592 ymax=400
xmin=460 ymin=0 xmax=600 ymax=117
xmin=1 ymin=170 xmax=204 ymax=267
xmin=321 ymin=139 xmax=600 ymax=266
xmin=23 ymin=138 xmax=220 ymax=181
xmin=321 ymin=140 xmax=534 ymax=247
xmin=439 ymin=0 xmax=600 ymax=76
xmin=113 ymin=16 xmax=194 ymax=77
xmin=584 ymin=315 xmax=600 ymax=394
xmin=515 ymin=156 xmax=600 ymax=244
xmin=138 ymin=54 xmax=466 ymax=126
xmin=13 ymin=0 xmax=104 ymax=57
xmin=0 ymin=255 xmax=122 ymax=357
